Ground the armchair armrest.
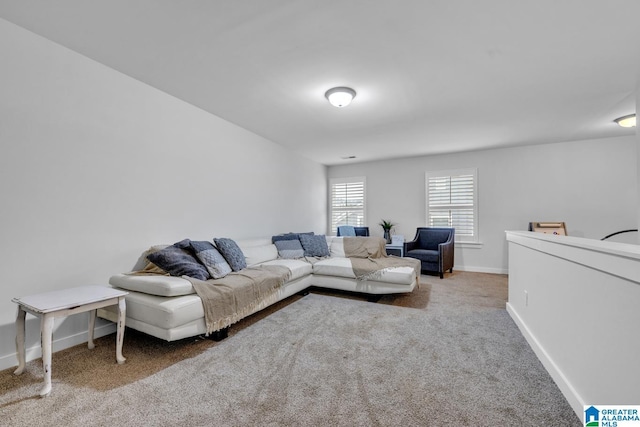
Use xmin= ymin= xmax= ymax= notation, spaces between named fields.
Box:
xmin=438 ymin=239 xmax=454 ymax=256
xmin=438 ymin=233 xmax=455 ymax=271
xmin=437 ymin=232 xmax=454 ymax=249
xmin=404 ymin=239 xmax=418 ymax=252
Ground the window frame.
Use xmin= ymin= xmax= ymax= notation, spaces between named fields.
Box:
xmin=425 ymin=168 xmax=479 ymax=244
xmin=329 ymin=177 xmax=366 ymax=235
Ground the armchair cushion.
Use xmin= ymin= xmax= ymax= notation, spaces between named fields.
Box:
xmin=404 ymin=249 xmax=439 ymax=263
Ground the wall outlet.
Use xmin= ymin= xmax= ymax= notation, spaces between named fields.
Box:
xmin=524 ymin=290 xmax=528 ymax=307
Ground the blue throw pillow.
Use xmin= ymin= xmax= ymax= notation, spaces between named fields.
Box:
xmin=190 ymin=240 xmax=232 ymax=279
xmin=299 ymin=234 xmax=330 ymax=257
xmin=146 ymin=243 xmax=210 ymax=281
xmin=338 ymin=226 xmax=356 ymax=236
xmin=214 ymin=238 xmax=247 ymax=271
xmin=274 ymin=239 xmax=305 ymax=259
xmin=172 ymin=238 xmax=193 ymax=249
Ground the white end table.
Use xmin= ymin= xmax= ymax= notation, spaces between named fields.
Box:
xmin=12 ymin=286 xmax=128 ymax=397
xmin=385 ymin=243 xmax=404 ymax=257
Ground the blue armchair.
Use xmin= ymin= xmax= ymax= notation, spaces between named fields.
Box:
xmin=404 ymin=227 xmax=454 ymax=278
xmin=337 ymin=226 xmax=370 ymax=237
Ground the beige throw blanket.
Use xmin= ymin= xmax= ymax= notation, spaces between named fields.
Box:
xmin=186 ymin=265 xmax=291 ymax=334
xmin=344 ymin=237 xmax=421 ymax=282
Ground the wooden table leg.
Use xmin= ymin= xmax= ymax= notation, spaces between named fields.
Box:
xmin=115 ymin=297 xmax=126 ymax=364
xmin=14 ymin=306 xmax=26 ymax=375
xmin=40 ymin=314 xmax=55 ymax=397
xmin=88 ymin=309 xmax=96 ymax=350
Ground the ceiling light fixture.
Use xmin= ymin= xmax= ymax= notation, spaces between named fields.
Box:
xmin=325 ymin=87 xmax=356 ymax=108
xmin=614 ymin=114 xmax=636 ymax=128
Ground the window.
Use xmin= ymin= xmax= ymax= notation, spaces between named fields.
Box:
xmin=426 ymin=168 xmax=478 ymax=243
xmin=329 ymin=177 xmax=366 ymax=235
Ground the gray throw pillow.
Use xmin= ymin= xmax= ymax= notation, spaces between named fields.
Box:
xmin=299 ymin=234 xmax=330 ymax=257
xmin=190 ymin=240 xmax=232 ymax=279
xmin=271 ymin=232 xmax=314 ymax=243
xmin=274 ymin=239 xmax=305 ymax=259
xmin=214 ymin=238 xmax=247 ymax=271
xmin=146 ymin=243 xmax=210 ymax=281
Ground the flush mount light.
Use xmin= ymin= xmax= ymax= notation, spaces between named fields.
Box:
xmin=325 ymin=87 xmax=356 ymax=107
xmin=614 ymin=114 xmax=636 ymax=128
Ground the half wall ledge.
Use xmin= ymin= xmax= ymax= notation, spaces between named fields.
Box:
xmin=505 ymin=230 xmax=640 ymax=421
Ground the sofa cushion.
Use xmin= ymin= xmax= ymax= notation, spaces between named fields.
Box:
xmin=260 ymin=259 xmax=313 ymax=281
xmin=106 ymin=289 xmax=203 ymax=328
xmin=110 ymin=273 xmax=195 ymax=297
xmin=299 ymin=234 xmax=330 ymax=257
xmin=312 ymin=258 xmax=416 ymax=285
xmin=312 ymin=257 xmax=355 ymax=278
xmin=368 ymin=266 xmax=418 ymax=285
xmin=329 ymin=237 xmax=345 ymax=258
xmin=239 ymin=241 xmax=278 ymax=267
xmin=274 ymin=239 xmax=305 ymax=259
xmin=190 ymin=240 xmax=232 ymax=279
xmin=146 ymin=244 xmax=210 ymax=281
xmin=214 ymin=238 xmax=247 ymax=271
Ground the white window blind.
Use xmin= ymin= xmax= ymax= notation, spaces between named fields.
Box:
xmin=426 ymin=169 xmax=478 ymax=242
xmin=330 ymin=177 xmax=366 ymax=234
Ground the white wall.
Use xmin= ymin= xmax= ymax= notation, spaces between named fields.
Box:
xmin=328 ymin=136 xmax=638 ymax=273
xmin=637 ymin=84 xmax=640 ymax=243
xmin=0 ymin=18 xmax=326 ymax=367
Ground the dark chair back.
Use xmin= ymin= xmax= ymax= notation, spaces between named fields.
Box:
xmin=417 ymin=228 xmax=453 ymax=250
xmin=354 ymin=227 xmax=370 ymax=236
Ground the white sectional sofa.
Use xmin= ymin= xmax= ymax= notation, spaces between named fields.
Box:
xmin=98 ymin=236 xmax=419 ymax=342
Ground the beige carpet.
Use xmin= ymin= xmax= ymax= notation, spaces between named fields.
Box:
xmin=0 ymin=272 xmax=580 ymax=426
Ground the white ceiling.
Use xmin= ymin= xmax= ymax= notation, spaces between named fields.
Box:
xmin=0 ymin=1 xmax=638 ymax=165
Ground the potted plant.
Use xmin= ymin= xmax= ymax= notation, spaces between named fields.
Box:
xmin=379 ymin=219 xmax=396 ymax=244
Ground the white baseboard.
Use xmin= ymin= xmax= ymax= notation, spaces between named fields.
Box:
xmin=0 ymin=323 xmax=116 ymax=372
xmin=506 ymin=303 xmax=584 ymax=421
xmin=453 ymin=265 xmax=508 ymax=275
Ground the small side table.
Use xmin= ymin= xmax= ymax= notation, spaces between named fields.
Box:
xmin=385 ymin=243 xmax=404 ymax=257
xmin=12 ymin=286 xmax=128 ymax=397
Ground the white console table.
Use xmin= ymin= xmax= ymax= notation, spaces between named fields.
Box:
xmin=12 ymin=286 xmax=128 ymax=396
